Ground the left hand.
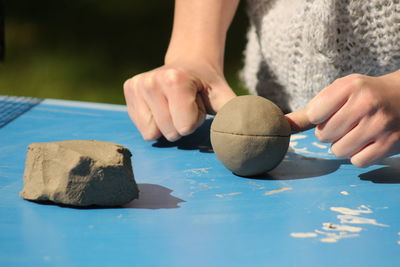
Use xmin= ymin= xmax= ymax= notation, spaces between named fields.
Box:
xmin=286 ymin=70 xmax=400 ymax=168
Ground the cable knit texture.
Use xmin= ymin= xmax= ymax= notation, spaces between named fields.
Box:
xmin=241 ymin=0 xmax=400 ymax=112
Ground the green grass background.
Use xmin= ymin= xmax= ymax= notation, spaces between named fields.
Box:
xmin=1 ymin=0 xmax=249 ymax=104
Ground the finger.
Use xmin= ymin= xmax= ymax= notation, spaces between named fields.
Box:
xmin=202 ymin=85 xmax=237 ymax=114
xmin=195 ymin=93 xmax=207 ymax=128
xmin=307 ymin=76 xmax=357 ymax=124
xmin=285 ymin=108 xmax=315 ymax=134
xmin=163 ymin=69 xmax=206 ymax=136
xmin=141 ymin=73 xmax=181 ymax=141
xmin=329 ymin=117 xmax=376 ymax=159
xmin=127 ymin=105 xmax=161 ymax=141
xmin=124 ymin=77 xmax=161 ymax=140
xmin=315 ymin=92 xmax=370 ymax=143
xmin=350 ymin=132 xmax=399 ymax=168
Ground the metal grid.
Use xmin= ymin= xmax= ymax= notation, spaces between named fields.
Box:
xmin=0 ymin=95 xmax=43 ymax=128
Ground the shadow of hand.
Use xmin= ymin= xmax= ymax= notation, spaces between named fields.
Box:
xmin=359 ymin=157 xmax=400 ymax=184
xmin=152 ymin=118 xmax=213 ymax=153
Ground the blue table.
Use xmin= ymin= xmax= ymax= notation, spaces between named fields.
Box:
xmin=1 ymin=97 xmax=400 ymax=266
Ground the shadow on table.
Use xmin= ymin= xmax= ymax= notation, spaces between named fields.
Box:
xmin=359 ymin=157 xmax=400 ymax=184
xmin=151 ymin=118 xmax=400 ymax=183
xmin=124 ymin=183 xmax=185 ymax=209
xmin=246 ymin=150 xmax=350 ymax=181
xmin=152 ymin=118 xmax=213 ymax=153
xmin=248 ymin=152 xmax=400 ymax=183
xmin=152 ymin=118 xmax=350 ymax=180
xmin=27 ymin=183 xmax=185 ymax=210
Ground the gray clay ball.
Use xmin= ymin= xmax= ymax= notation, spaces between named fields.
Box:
xmin=210 ymin=95 xmax=291 ymax=177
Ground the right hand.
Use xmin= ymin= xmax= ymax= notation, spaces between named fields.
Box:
xmin=123 ymin=63 xmax=236 ymax=142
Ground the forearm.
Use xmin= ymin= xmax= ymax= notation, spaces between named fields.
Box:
xmin=165 ymin=0 xmax=240 ymax=74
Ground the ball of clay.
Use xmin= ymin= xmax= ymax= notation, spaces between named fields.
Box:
xmin=210 ymin=95 xmax=291 ymax=176
xmin=20 ymin=140 xmax=139 ymax=207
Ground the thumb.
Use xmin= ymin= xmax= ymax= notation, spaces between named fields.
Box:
xmin=285 ymin=108 xmax=315 ymax=134
xmin=200 ymin=85 xmax=236 ymax=114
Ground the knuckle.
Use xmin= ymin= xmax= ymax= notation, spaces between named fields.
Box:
xmin=144 ymin=72 xmax=157 ymax=89
xmin=164 ymin=68 xmax=189 ymax=87
xmin=343 ymin=73 xmax=365 ymax=88
xmin=142 ymin=128 xmax=161 ymax=141
xmin=336 ymin=74 xmax=365 ymax=95
xmin=318 ymin=135 xmax=330 ymax=143
xmin=124 ymin=76 xmax=142 ymax=94
xmin=315 ymin=128 xmax=330 ymax=143
xmin=330 ymin=144 xmax=348 ymax=159
xmin=135 ymin=114 xmax=160 ymax=141
xmin=141 ymin=76 xmax=160 ymax=96
xmin=306 ymin=107 xmax=319 ymax=125
xmin=314 ymin=128 xmax=323 ymax=141
xmin=378 ymin=114 xmax=393 ymax=131
xmin=164 ymin=131 xmax=181 ymax=142
xmin=359 ymin=89 xmax=380 ymax=114
xmin=123 ymin=79 xmax=131 ymax=92
xmin=346 ymin=73 xmax=364 ymax=82
xmin=351 ymin=157 xmax=370 ymax=168
xmin=131 ymin=75 xmax=142 ymax=87
xmin=331 ymin=74 xmax=358 ymax=87
xmin=393 ymin=132 xmax=400 ymax=144
xmin=123 ymin=77 xmax=136 ymax=94
xmin=142 ymin=134 xmax=155 ymax=141
xmin=177 ymin=124 xmax=197 ymax=136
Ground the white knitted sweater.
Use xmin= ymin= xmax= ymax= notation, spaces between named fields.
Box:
xmin=241 ymin=0 xmax=400 ymax=113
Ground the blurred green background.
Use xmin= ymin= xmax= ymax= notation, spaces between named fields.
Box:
xmin=1 ymin=0 xmax=249 ymax=104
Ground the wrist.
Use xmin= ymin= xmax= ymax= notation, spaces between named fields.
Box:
xmin=165 ymin=43 xmax=225 ymax=73
xmin=164 ymin=51 xmax=225 ymax=78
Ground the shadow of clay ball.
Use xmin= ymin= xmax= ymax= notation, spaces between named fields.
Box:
xmin=210 ymin=95 xmax=291 ymax=177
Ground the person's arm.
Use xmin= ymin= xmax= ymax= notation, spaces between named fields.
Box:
xmin=124 ymin=0 xmax=239 ymax=141
xmin=166 ymin=0 xmax=239 ymax=73
xmin=286 ymin=70 xmax=400 ymax=167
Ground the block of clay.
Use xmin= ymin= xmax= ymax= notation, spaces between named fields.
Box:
xmin=211 ymin=95 xmax=291 ymax=177
xmin=20 ymin=140 xmax=139 ymax=207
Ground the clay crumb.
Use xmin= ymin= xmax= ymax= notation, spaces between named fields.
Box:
xmin=216 ymin=192 xmax=242 ymax=198
xmin=322 ymin=223 xmax=362 ymax=232
xmin=290 ymin=232 xmax=317 ymax=238
xmin=264 ymin=187 xmax=292 ymax=196
xmin=312 ymin=142 xmax=327 ymax=149
xmin=290 ymin=135 xmax=307 ymax=141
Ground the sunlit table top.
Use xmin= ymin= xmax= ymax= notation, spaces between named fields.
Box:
xmin=1 ymin=96 xmax=399 ymax=267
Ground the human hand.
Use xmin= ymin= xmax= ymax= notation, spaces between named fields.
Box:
xmin=286 ymin=70 xmax=400 ymax=167
xmin=123 ymin=63 xmax=236 ymax=142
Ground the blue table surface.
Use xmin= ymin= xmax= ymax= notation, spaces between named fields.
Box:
xmin=1 ymin=98 xmax=400 ymax=267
